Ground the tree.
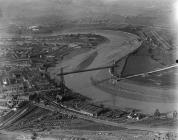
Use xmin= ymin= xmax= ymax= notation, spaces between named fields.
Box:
xmin=154 ymin=109 xmax=160 ymax=117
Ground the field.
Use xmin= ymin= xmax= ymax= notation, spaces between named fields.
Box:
xmin=119 ymin=31 xmax=177 ymax=89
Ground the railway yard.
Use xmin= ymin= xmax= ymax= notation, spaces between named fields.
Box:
xmin=0 ymin=25 xmax=177 ymax=140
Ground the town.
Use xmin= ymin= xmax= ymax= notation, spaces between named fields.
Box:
xmin=0 ymin=24 xmax=177 ymax=140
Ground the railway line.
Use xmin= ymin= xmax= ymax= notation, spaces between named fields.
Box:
xmin=40 ymin=95 xmax=130 ymax=128
xmin=150 ymin=31 xmax=172 ymax=50
xmin=0 ymin=105 xmax=29 ymax=129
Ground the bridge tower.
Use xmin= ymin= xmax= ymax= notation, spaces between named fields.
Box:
xmin=60 ymin=67 xmax=65 ymax=94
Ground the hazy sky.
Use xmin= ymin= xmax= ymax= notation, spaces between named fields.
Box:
xmin=0 ymin=0 xmax=175 ymax=22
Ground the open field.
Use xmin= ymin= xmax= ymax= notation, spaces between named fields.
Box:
xmin=119 ymin=37 xmax=177 ymax=88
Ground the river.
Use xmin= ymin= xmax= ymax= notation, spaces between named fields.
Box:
xmin=49 ymin=28 xmax=178 ymax=114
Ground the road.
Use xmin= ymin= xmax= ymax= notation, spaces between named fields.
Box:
xmin=49 ymin=28 xmax=178 ymax=114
